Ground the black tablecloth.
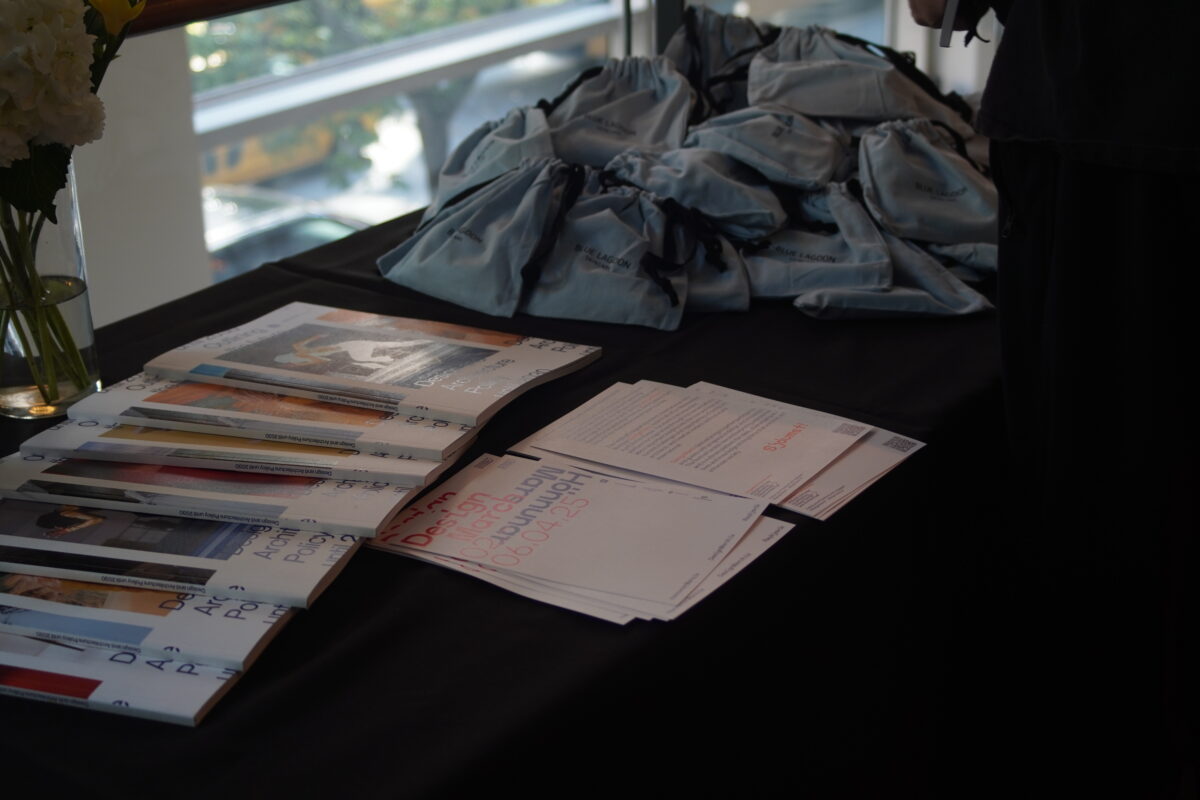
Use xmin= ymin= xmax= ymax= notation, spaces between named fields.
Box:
xmin=1 ymin=213 xmax=1011 ymax=798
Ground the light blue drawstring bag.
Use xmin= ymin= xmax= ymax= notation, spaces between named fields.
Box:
xmin=661 ymin=4 xmax=780 ymax=118
xmin=794 ymin=229 xmax=992 ymax=319
xmin=520 ymin=170 xmax=689 ymax=329
xmin=747 ymin=26 xmax=976 ymax=139
xmin=378 ymin=158 xmax=578 ymax=317
xmin=743 ymin=182 xmax=890 ymax=297
xmin=527 ymin=169 xmax=750 ymax=327
xmin=604 ymin=147 xmax=787 ymax=241
xmin=543 ymin=56 xmax=696 ymax=166
xmin=423 ymin=106 xmax=553 ymax=224
xmin=383 ymin=159 xmax=745 ymax=330
xmin=858 ymin=118 xmax=997 ymax=244
xmin=683 ymin=103 xmax=849 ymax=190
xmin=684 ymin=233 xmax=750 ymax=313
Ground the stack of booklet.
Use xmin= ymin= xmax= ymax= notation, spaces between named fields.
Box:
xmin=368 ymin=381 xmax=924 ymax=622
xmin=0 ymin=502 xmax=360 ymax=724
xmin=4 ymin=303 xmax=600 ymax=536
xmin=0 ymin=302 xmax=601 ymax=723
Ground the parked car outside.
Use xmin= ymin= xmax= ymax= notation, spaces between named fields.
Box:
xmin=203 ymin=185 xmax=370 ymax=283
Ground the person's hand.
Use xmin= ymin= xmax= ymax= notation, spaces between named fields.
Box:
xmin=908 ymin=0 xmax=948 ymax=26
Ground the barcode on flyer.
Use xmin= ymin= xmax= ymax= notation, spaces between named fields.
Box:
xmin=833 ymin=423 xmax=867 ymax=436
xmin=881 ymin=436 xmax=919 ymax=453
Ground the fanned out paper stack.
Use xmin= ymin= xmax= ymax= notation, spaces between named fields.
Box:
xmin=369 ymin=381 xmax=923 ymax=622
xmin=369 ymin=454 xmax=792 ymax=623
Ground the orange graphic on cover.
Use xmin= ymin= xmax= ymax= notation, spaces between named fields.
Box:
xmin=100 ymin=425 xmax=353 ymax=455
xmin=1 ymin=573 xmax=175 ymax=616
xmin=147 ymin=382 xmax=387 ymax=427
xmin=317 ymin=309 xmax=523 ymax=347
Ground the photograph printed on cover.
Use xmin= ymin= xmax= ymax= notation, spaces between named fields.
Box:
xmin=1 ymin=572 xmax=177 ymax=615
xmin=0 ymin=635 xmax=102 ymax=697
xmin=83 ymin=426 xmax=356 ymax=468
xmin=0 ymin=499 xmax=248 ymax=560
xmin=78 ymin=441 xmax=342 ymax=469
xmin=216 ymin=323 xmax=497 ymax=385
xmin=0 ymin=604 xmax=153 ymax=646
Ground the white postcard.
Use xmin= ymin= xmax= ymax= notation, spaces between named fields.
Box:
xmin=689 ymin=383 xmax=924 ymax=519
xmin=514 ymin=381 xmax=870 ymax=503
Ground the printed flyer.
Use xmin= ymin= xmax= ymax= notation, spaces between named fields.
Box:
xmin=370 ymin=454 xmax=768 ymax=607
xmin=689 ymin=383 xmax=924 ymax=519
xmin=514 ymin=381 xmax=870 ymax=503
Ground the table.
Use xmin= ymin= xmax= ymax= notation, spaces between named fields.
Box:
xmin=2 ymin=212 xmax=1016 ymax=797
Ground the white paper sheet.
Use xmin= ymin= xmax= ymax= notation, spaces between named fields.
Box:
xmin=369 ymin=454 xmax=766 ymax=605
xmin=688 ymin=383 xmax=924 ymax=519
xmin=516 ymin=381 xmax=870 ymax=504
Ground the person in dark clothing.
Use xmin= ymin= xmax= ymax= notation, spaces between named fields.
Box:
xmin=911 ymin=3 xmax=1197 ymax=797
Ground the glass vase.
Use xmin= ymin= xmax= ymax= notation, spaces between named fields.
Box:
xmin=0 ymin=164 xmax=101 ymax=419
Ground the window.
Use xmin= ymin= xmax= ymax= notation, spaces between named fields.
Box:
xmin=185 ymin=0 xmax=622 ymax=282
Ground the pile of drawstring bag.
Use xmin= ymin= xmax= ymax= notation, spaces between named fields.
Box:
xmin=378 ymin=6 xmax=998 ymax=330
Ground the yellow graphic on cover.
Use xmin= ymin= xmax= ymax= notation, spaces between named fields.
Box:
xmin=99 ymin=425 xmax=354 ymax=457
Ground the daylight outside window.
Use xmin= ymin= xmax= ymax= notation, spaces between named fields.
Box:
xmin=188 ymin=0 xmax=613 ymax=282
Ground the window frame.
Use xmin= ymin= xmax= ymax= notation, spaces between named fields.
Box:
xmin=133 ymin=0 xmax=294 ymax=34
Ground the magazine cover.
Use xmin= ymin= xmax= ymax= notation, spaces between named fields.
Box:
xmin=0 ymin=631 xmax=239 ymax=726
xmin=0 ymin=453 xmax=417 ymax=537
xmin=22 ymin=418 xmax=458 ymax=486
xmin=0 ymin=498 xmax=360 ymax=607
xmin=1 ymin=571 xmax=292 ymax=669
xmin=69 ymin=373 xmax=476 ymax=460
xmin=143 ymin=303 xmax=601 ymax=423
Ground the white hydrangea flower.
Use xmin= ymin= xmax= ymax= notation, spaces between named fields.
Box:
xmin=0 ymin=0 xmax=105 ymax=168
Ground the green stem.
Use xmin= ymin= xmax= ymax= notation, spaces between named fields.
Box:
xmin=35 ymin=304 xmax=60 ymax=400
xmin=3 ymin=304 xmax=50 ymax=395
xmin=0 ymin=197 xmax=91 ymax=407
xmin=46 ymin=302 xmax=91 ymax=388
